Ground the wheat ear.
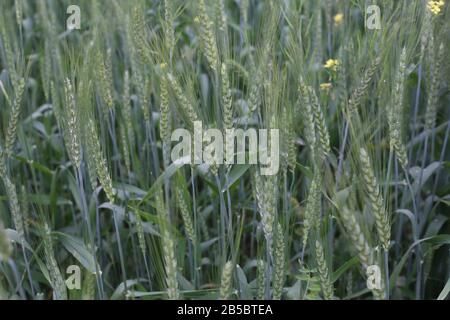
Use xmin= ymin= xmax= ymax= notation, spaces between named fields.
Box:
xmin=95 ymin=49 xmax=114 ymax=109
xmin=163 ymin=0 xmax=175 ymax=55
xmin=63 ymin=78 xmax=82 ymax=169
xmin=273 ymin=223 xmax=285 ymax=300
xmin=303 ymin=174 xmax=321 ymax=249
xmin=0 ymin=220 xmax=12 ymax=261
xmin=133 ymin=210 xmax=147 ymax=258
xmin=348 ymin=57 xmax=381 ymax=116
xmin=2 ymin=176 xmax=25 ymax=245
xmin=5 ymin=77 xmax=25 ymax=156
xmin=359 ymin=148 xmax=390 ymax=251
xmin=175 ymin=183 xmax=196 ymax=243
xmin=215 ymin=0 xmax=228 ymax=32
xmin=131 ymin=6 xmax=151 ymax=65
xmin=315 ymin=239 xmax=334 ymax=300
xmin=86 ymin=119 xmax=115 ymax=203
xmin=425 ymin=40 xmax=444 ymax=132
xmin=299 ymin=80 xmax=318 ymax=163
xmin=219 ymin=261 xmax=234 ymax=300
xmin=14 ymin=0 xmax=23 ymax=26
xmin=254 ymin=171 xmax=277 ymax=252
xmin=195 ymin=0 xmax=219 ymax=71
xmin=166 ymin=73 xmax=198 ymax=126
xmin=43 ymin=223 xmax=68 ymax=300
xmin=388 ymin=48 xmax=408 ymax=169
xmin=256 ymin=259 xmax=266 ymax=300
xmin=155 ymin=191 xmax=180 ymax=299
xmin=309 ymin=86 xmax=331 ymax=158
xmin=339 ymin=207 xmax=372 ymax=268
xmin=122 ymin=70 xmax=135 ymax=146
xmin=160 ymin=71 xmax=172 ymax=167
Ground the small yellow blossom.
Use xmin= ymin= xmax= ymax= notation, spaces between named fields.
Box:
xmin=160 ymin=63 xmax=167 ymax=69
xmin=333 ymin=13 xmax=344 ymax=25
xmin=427 ymin=0 xmax=445 ymax=15
xmin=324 ymin=59 xmax=340 ymax=71
xmin=320 ymin=83 xmax=332 ymax=90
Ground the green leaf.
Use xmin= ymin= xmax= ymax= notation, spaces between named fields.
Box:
xmin=13 ymin=155 xmax=54 ymax=176
xmin=409 ymin=162 xmax=441 ymax=194
xmin=331 ymin=256 xmax=359 ymax=283
xmin=222 ymin=165 xmax=251 ymax=192
xmin=236 ymin=264 xmax=252 ymax=299
xmin=138 ymin=161 xmax=183 ymax=206
xmin=111 ymin=279 xmax=145 ymax=300
xmin=396 ymin=209 xmax=418 ymax=241
xmin=5 ymin=229 xmax=32 ymax=251
xmin=437 ymin=277 xmax=450 ymax=300
xmin=390 ymin=235 xmax=450 ymax=290
xmin=55 ymin=232 xmax=97 ymax=273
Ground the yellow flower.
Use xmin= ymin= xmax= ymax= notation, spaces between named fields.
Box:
xmin=324 ymin=59 xmax=340 ymax=71
xmin=320 ymin=83 xmax=332 ymax=90
xmin=333 ymin=13 xmax=344 ymax=25
xmin=427 ymin=0 xmax=445 ymax=15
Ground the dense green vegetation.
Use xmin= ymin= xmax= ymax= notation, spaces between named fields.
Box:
xmin=0 ymin=0 xmax=449 ymax=300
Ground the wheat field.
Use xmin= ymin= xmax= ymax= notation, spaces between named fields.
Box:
xmin=0 ymin=0 xmax=449 ymax=300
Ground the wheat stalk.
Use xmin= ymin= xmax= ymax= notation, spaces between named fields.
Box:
xmin=82 ymin=271 xmax=96 ymax=300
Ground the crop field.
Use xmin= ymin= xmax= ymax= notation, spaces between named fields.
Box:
xmin=0 ymin=0 xmax=449 ymax=300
